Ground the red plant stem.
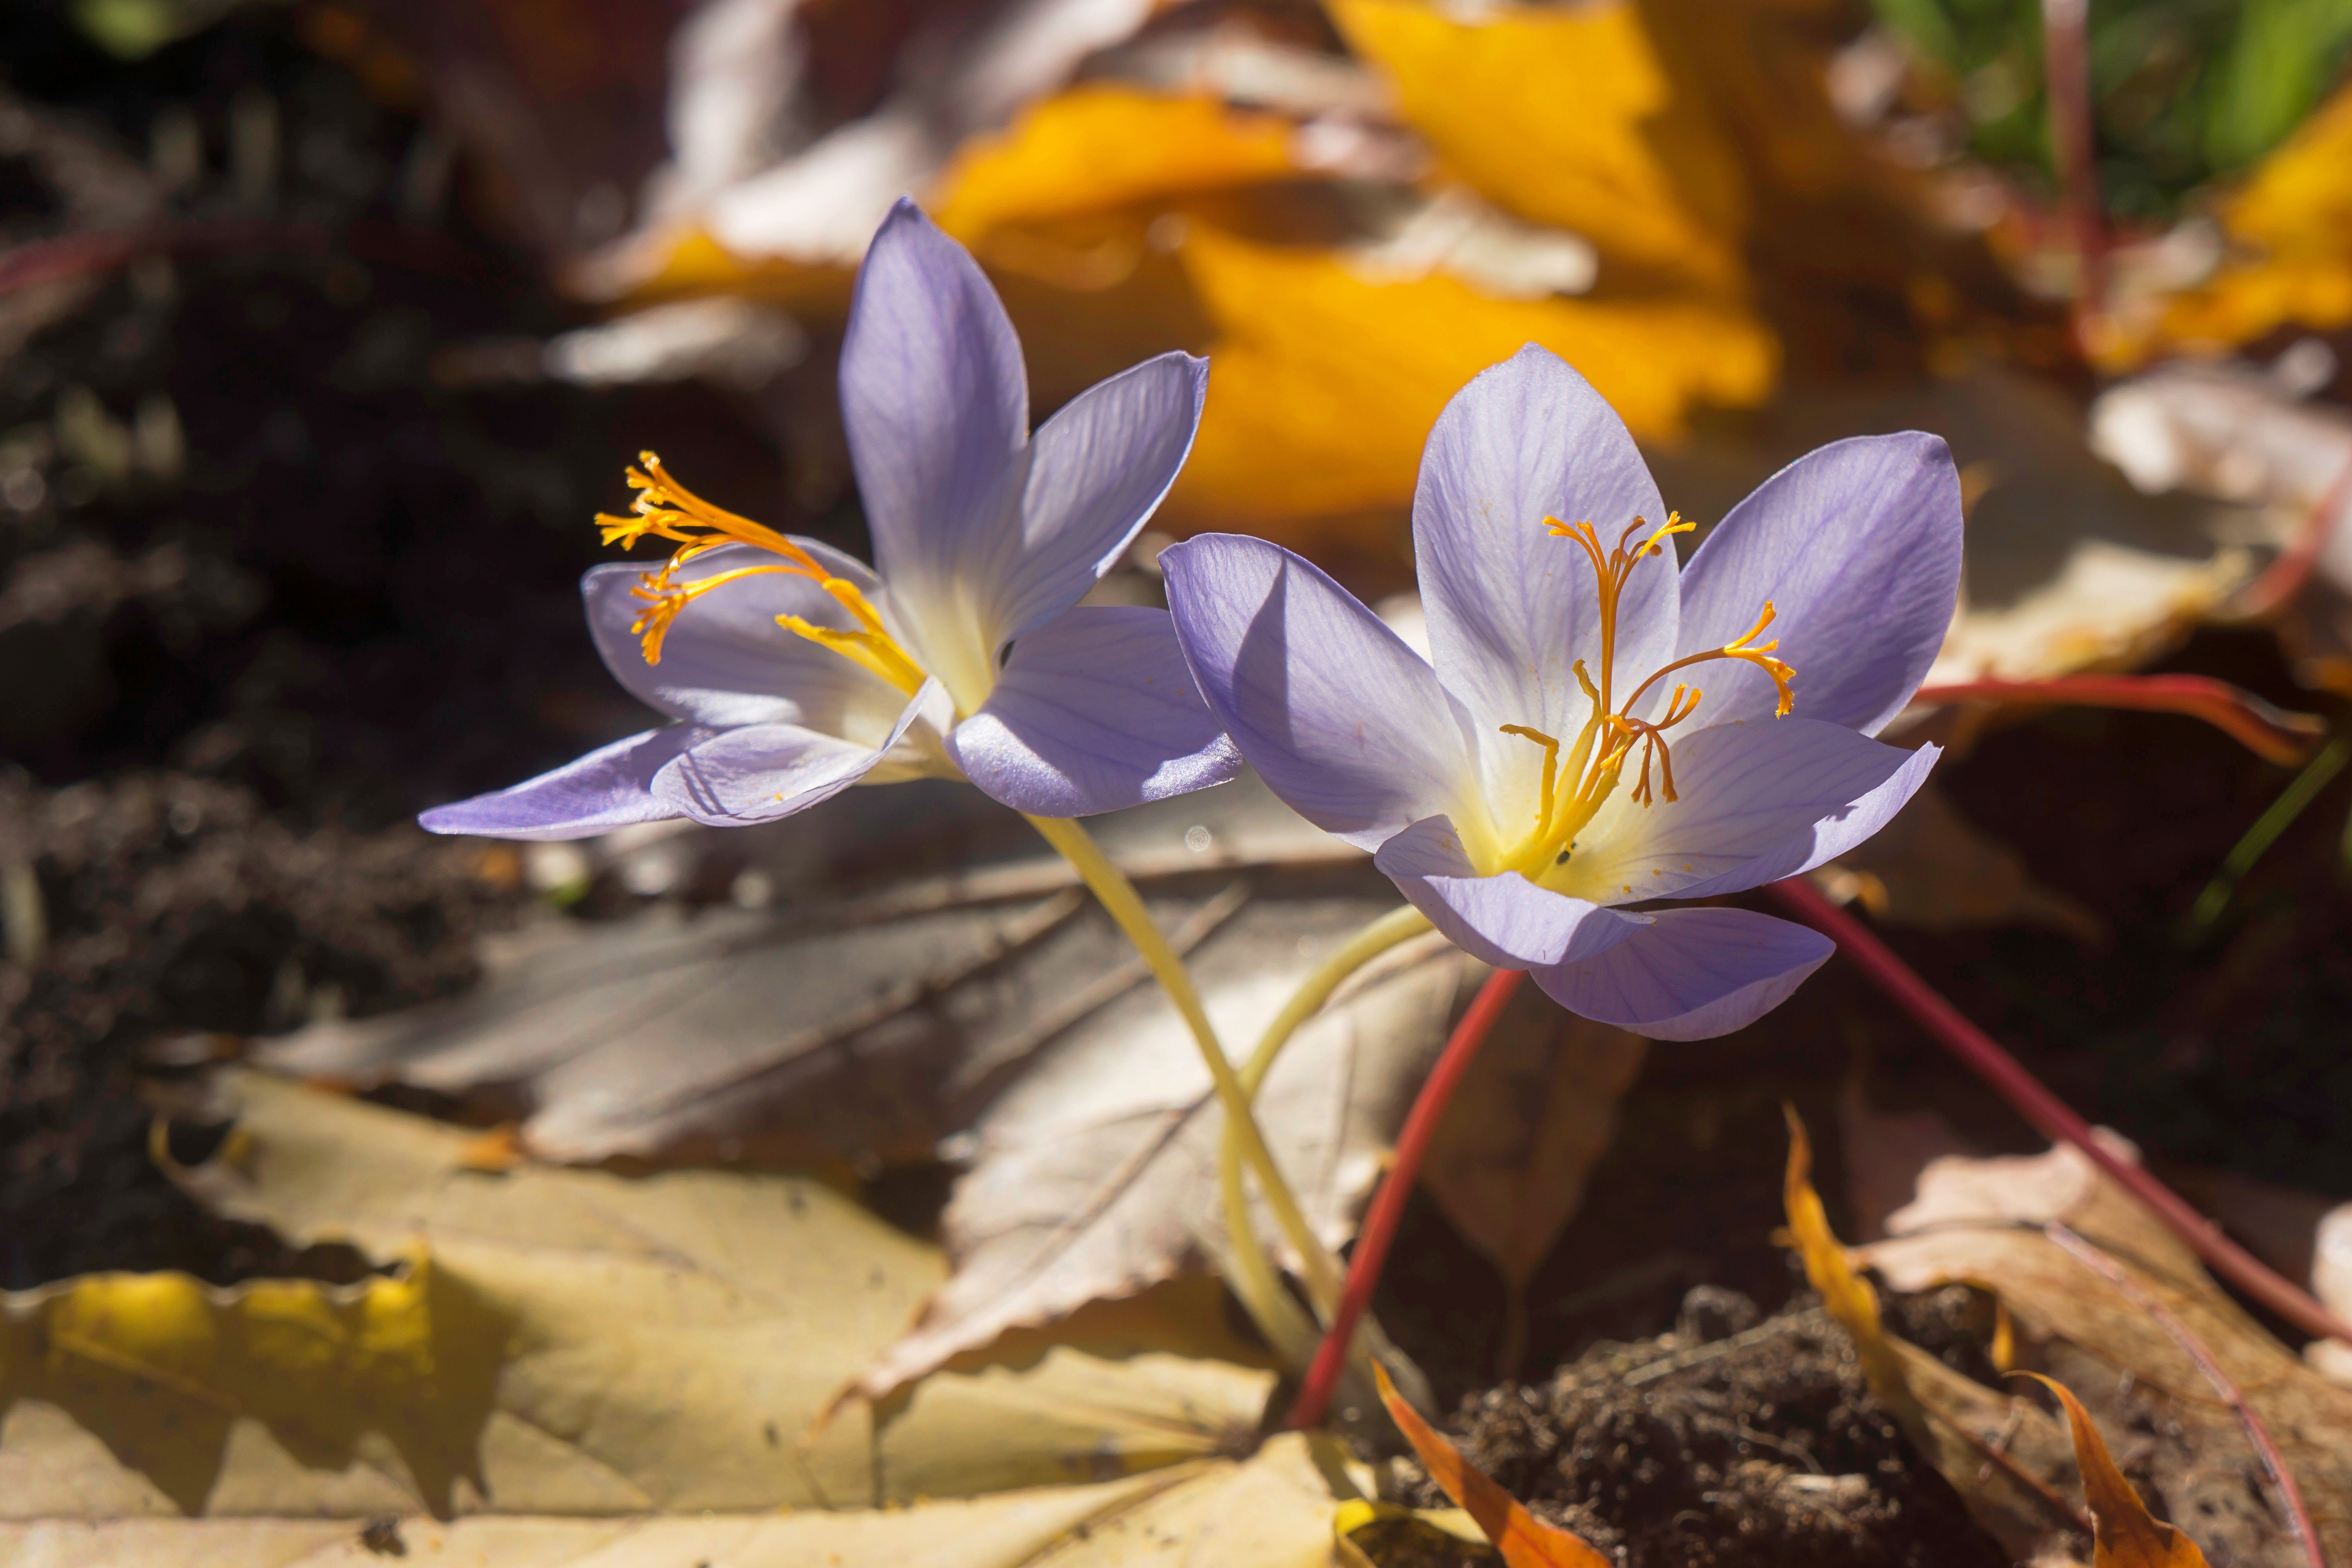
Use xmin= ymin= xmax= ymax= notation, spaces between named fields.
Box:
xmin=1290 ymin=966 xmax=1528 ymax=1431
xmin=1913 ymin=674 xmax=2324 ymax=768
xmin=1768 ymin=875 xmax=2352 ymax=1347
xmin=2045 ymin=1223 xmax=2322 ymax=1568
xmin=2042 ymin=0 xmax=2106 ymax=322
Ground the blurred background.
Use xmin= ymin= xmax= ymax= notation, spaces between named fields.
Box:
xmin=5 ymin=0 xmax=2352 ymax=1351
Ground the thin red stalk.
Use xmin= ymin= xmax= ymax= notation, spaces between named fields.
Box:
xmin=1913 ymin=674 xmax=2324 ymax=767
xmin=1290 ymin=966 xmax=1527 ymax=1431
xmin=2045 ymin=1222 xmax=2322 ymax=1568
xmin=2042 ymin=0 xmax=2106 ymax=323
xmin=1768 ymin=875 xmax=2352 ymax=1347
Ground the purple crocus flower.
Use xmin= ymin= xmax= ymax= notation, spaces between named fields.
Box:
xmin=422 ymin=200 xmax=1239 ymax=840
xmin=1161 ymin=345 xmax=1962 ymax=1040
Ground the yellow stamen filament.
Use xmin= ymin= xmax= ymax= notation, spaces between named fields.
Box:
xmin=1495 ymin=511 xmax=1798 ymax=876
xmin=599 ymin=451 xmax=926 ymax=696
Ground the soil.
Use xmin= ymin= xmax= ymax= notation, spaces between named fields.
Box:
xmin=1378 ymin=1289 xmax=2013 ymax=1568
xmin=5 ymin=7 xmax=2349 ymax=1564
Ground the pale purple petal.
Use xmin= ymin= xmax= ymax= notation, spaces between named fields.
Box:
xmin=1374 ymin=815 xmax=1646 ymax=971
xmin=1163 ymin=534 xmax=1483 ymax=852
xmin=946 ymin=606 xmax=1241 ymax=817
xmin=965 ymin=353 xmax=1208 ymax=644
xmin=1676 ymin=433 xmax=1962 ymax=735
xmin=419 ymin=726 xmax=711 ymax=841
xmin=650 ymin=679 xmax=942 ymax=825
xmin=1534 ymin=907 xmax=1832 ymax=1040
xmin=1415 ymin=345 xmax=1679 ymax=825
xmin=838 ymin=199 xmax=1026 ymax=596
xmin=583 ymin=543 xmax=909 ymax=734
xmin=1563 ymin=720 xmax=1938 ymax=904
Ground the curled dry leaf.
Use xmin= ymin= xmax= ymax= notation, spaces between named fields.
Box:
xmin=2022 ymin=1374 xmax=2213 ymax=1568
xmin=0 ymin=1071 xmax=1283 ymax=1523
xmin=1862 ymin=1127 xmax=2352 ymax=1566
xmin=1782 ymin=1109 xmax=2087 ymax=1562
xmin=1372 ymin=1363 xmax=1611 ymax=1568
xmin=268 ymin=779 xmax=1465 ymax=1404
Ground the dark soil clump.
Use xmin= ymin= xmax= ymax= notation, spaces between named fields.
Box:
xmin=1390 ymin=1290 xmax=2009 ymax=1568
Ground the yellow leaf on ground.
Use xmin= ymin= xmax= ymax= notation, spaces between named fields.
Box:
xmin=1373 ymin=1364 xmax=1610 ymax=1568
xmin=931 ymin=85 xmax=1301 ymax=240
xmin=1780 ymin=1108 xmax=1922 ymax=1427
xmin=2023 ymin=1374 xmax=2212 ymax=1568
xmin=1161 ymin=222 xmax=1775 ymax=542
xmin=1328 ymin=0 xmax=1747 ymax=294
xmin=0 ymin=1431 xmax=1359 ymax=1567
xmin=2 ymin=1072 xmax=1276 ymax=1519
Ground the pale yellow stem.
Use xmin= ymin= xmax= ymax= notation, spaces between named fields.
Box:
xmin=1024 ymin=815 xmax=1340 ymax=1328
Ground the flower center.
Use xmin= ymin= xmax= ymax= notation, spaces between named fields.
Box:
xmin=1496 ymin=514 xmax=1795 ymax=879
xmin=596 ymin=453 xmax=927 ymax=697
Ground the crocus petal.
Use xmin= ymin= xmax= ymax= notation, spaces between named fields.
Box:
xmin=583 ymin=543 xmax=911 ymax=738
xmin=966 ymin=352 xmax=1208 ymax=646
xmin=1374 ymin=815 xmax=1646 ymax=971
xmin=650 ymin=679 xmax=944 ymax=825
xmin=419 ymin=726 xmax=712 ymax=841
xmin=945 ymin=605 xmax=1240 ymax=818
xmin=1163 ymin=534 xmax=1483 ymax=852
xmin=838 ymin=199 xmax=1026 ymax=599
xmin=1676 ymin=433 xmax=1962 ymax=735
xmin=1561 ymin=719 xmax=1938 ymax=904
xmin=1414 ymin=344 xmax=1679 ymax=824
xmin=1534 ymin=907 xmax=1832 ymax=1040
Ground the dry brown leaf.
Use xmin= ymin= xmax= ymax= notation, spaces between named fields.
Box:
xmin=1864 ymin=1134 xmax=2352 ymax=1565
xmin=2023 ymin=1374 xmax=2214 ymax=1568
xmin=853 ymin=930 xmax=1464 ymax=1401
xmin=259 ymin=776 xmax=1351 ymax=1168
xmin=1421 ymin=997 xmax=1645 ymax=1374
xmin=1784 ymin=1109 xmax=2089 ymax=1560
xmin=1372 ymin=1364 xmax=1611 ymax=1568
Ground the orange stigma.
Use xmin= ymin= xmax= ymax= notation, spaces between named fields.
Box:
xmin=597 ymin=452 xmax=925 ymax=695
xmin=1497 ymin=510 xmax=1797 ymax=875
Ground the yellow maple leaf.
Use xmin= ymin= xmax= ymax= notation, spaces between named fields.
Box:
xmin=1160 ymin=221 xmax=1776 ymax=543
xmin=2152 ymin=80 xmax=2352 ymax=352
xmin=1328 ymin=0 xmax=1749 ymax=295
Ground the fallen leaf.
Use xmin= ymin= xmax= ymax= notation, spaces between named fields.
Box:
xmin=0 ymin=1071 xmax=1289 ymax=1520
xmin=1864 ymin=1131 xmax=2352 ymax=1566
xmin=2153 ymin=79 xmax=2352 ymax=355
xmin=258 ymin=775 xmax=1352 ymax=1169
xmin=1159 ymin=220 xmax=1776 ymax=544
xmin=1421 ymin=996 xmax=1646 ymax=1376
xmin=1326 ymin=0 xmax=1749 ymax=295
xmin=853 ymin=929 xmax=1465 ymax=1401
xmin=2022 ymin=1374 xmax=2214 ymax=1568
xmin=1372 ymin=1363 xmax=1611 ymax=1568
xmin=931 ymin=85 xmax=1302 ymax=240
xmin=1784 ymin=1108 xmax=2088 ymax=1560
xmin=0 ymin=1428 xmax=1363 ymax=1566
